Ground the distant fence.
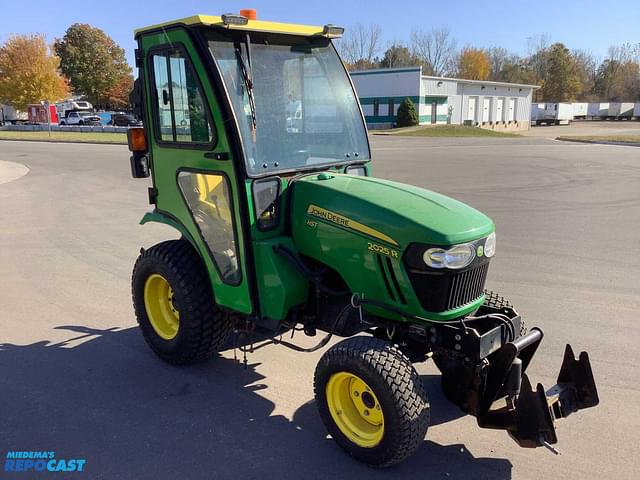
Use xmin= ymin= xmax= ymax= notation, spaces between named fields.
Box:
xmin=2 ymin=124 xmax=130 ymax=134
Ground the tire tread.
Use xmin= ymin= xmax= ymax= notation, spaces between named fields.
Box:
xmin=314 ymin=337 xmax=430 ymax=467
xmin=132 ymin=239 xmax=234 ymax=365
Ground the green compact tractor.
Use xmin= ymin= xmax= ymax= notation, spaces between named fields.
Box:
xmin=128 ymin=11 xmax=598 ymax=467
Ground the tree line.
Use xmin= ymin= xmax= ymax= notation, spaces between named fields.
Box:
xmin=338 ymin=24 xmax=640 ymax=102
xmin=0 ymin=24 xmax=132 ymax=111
xmin=1 ymin=22 xmax=638 ymax=110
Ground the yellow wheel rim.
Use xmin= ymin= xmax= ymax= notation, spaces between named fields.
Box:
xmin=144 ymin=274 xmax=180 ymax=340
xmin=326 ymin=372 xmax=384 ymax=448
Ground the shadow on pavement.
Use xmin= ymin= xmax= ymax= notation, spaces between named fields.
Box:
xmin=0 ymin=326 xmax=512 ymax=480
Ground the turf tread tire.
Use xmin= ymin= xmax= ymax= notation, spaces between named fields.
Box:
xmin=484 ymin=289 xmax=526 ymax=335
xmin=132 ymin=239 xmax=234 ymax=365
xmin=314 ymin=337 xmax=430 ymax=467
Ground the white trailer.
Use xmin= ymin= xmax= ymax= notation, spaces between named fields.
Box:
xmin=571 ymin=102 xmax=588 ymax=119
xmin=55 ymin=99 xmax=93 ymax=119
xmin=608 ymin=102 xmax=634 ymax=119
xmin=530 ymin=103 xmax=545 ymax=122
xmin=0 ymin=105 xmax=28 ymax=125
xmin=536 ymin=103 xmax=572 ymax=125
xmin=587 ymin=102 xmax=609 ymax=119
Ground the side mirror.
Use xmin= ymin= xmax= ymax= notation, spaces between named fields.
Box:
xmin=162 ymin=89 xmax=170 ymax=106
xmin=130 ymin=154 xmax=150 ymax=179
xmin=252 ymin=178 xmax=281 ymax=230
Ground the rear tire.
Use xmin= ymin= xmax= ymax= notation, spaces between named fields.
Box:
xmin=132 ymin=239 xmax=234 ymax=365
xmin=314 ymin=337 xmax=430 ymax=467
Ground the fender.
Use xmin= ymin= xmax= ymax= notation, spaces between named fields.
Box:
xmin=140 ymin=210 xmax=197 ymax=249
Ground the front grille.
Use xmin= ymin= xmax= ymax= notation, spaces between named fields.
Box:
xmin=406 ymin=260 xmax=490 ymax=313
xmin=445 ymin=263 xmax=489 ymax=310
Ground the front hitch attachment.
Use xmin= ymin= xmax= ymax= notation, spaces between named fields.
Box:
xmin=477 ymin=331 xmax=599 ymax=450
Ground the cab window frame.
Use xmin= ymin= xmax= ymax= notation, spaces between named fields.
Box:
xmin=147 ymin=43 xmax=218 ymax=150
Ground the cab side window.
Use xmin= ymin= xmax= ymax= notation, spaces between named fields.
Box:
xmin=177 ymin=171 xmax=240 ymax=284
xmin=150 ymin=48 xmax=214 ymax=144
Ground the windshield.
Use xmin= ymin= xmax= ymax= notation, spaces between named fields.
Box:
xmin=207 ymin=32 xmax=370 ymax=176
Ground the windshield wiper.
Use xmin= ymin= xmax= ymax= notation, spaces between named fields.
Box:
xmin=234 ymin=33 xmax=257 ymax=133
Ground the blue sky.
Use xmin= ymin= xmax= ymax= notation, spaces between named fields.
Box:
xmin=1 ymin=0 xmax=638 ymax=68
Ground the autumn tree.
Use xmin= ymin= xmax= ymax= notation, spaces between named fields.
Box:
xmin=596 ymin=59 xmax=640 ymax=100
xmin=106 ymin=74 xmax=134 ymax=109
xmin=486 ymin=47 xmax=510 ymax=81
xmin=339 ymin=23 xmax=382 ymax=70
xmin=541 ymin=43 xmax=582 ymax=101
xmin=594 ymin=44 xmax=640 ymax=100
xmin=457 ymin=48 xmax=490 ymax=80
xmin=572 ymin=49 xmax=598 ymax=101
xmin=500 ymin=60 xmax=534 ymax=85
xmin=526 ymin=34 xmax=551 ymax=84
xmin=54 ymin=23 xmax=131 ymax=105
xmin=410 ymin=27 xmax=456 ymax=76
xmin=380 ymin=44 xmax=420 ymax=69
xmin=0 ymin=34 xmax=69 ymax=110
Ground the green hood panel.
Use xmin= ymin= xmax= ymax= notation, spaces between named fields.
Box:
xmin=292 ymin=173 xmax=494 ymax=247
xmin=290 ymin=173 xmax=494 ymax=322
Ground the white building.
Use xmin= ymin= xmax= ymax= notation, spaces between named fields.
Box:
xmin=350 ymin=66 xmax=539 ymax=130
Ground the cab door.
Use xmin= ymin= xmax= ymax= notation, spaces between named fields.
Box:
xmin=141 ymin=29 xmax=253 ymax=315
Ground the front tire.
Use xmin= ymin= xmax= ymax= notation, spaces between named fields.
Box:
xmin=132 ymin=239 xmax=234 ymax=365
xmin=314 ymin=337 xmax=430 ymax=467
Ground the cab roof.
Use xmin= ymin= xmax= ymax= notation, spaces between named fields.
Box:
xmin=135 ymin=14 xmax=336 ymax=38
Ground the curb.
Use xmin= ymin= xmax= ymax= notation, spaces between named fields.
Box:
xmin=555 ymin=137 xmax=640 ymax=147
xmin=0 ymin=160 xmax=30 ymax=185
xmin=0 ymin=138 xmax=126 ymax=146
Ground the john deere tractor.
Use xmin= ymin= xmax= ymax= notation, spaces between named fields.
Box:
xmin=128 ymin=10 xmax=598 ymax=467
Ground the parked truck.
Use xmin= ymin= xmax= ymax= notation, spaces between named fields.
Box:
xmin=55 ymin=99 xmax=94 ymax=119
xmin=27 ymin=103 xmax=59 ymax=124
xmin=0 ymin=105 xmax=28 ymax=125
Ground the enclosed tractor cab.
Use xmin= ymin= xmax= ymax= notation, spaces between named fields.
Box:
xmin=128 ymin=11 xmax=598 ymax=467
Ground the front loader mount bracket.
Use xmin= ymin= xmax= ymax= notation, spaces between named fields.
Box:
xmin=477 ymin=341 xmax=599 ymax=449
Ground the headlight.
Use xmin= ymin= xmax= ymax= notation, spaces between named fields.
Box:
xmin=484 ymin=232 xmax=496 ymax=258
xmin=423 ymin=243 xmax=475 ymax=269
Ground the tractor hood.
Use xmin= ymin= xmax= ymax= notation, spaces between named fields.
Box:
xmin=291 ymin=173 xmax=494 ymax=248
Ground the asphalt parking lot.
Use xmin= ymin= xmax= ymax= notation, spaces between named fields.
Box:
xmin=1 ymin=136 xmax=639 ymax=479
xmin=521 ymin=118 xmax=640 ymax=138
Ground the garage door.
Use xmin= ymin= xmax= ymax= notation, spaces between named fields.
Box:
xmin=496 ymin=98 xmax=504 ymax=122
xmin=482 ymin=98 xmax=490 ymax=122
xmin=466 ymin=96 xmax=478 ymax=122
xmin=508 ymin=98 xmax=516 ymax=121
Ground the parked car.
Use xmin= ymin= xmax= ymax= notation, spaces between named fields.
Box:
xmin=108 ymin=113 xmax=142 ymax=127
xmin=60 ymin=111 xmax=102 ymax=126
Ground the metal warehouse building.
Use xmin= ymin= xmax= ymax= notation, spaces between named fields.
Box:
xmin=350 ymin=67 xmax=539 ymax=131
